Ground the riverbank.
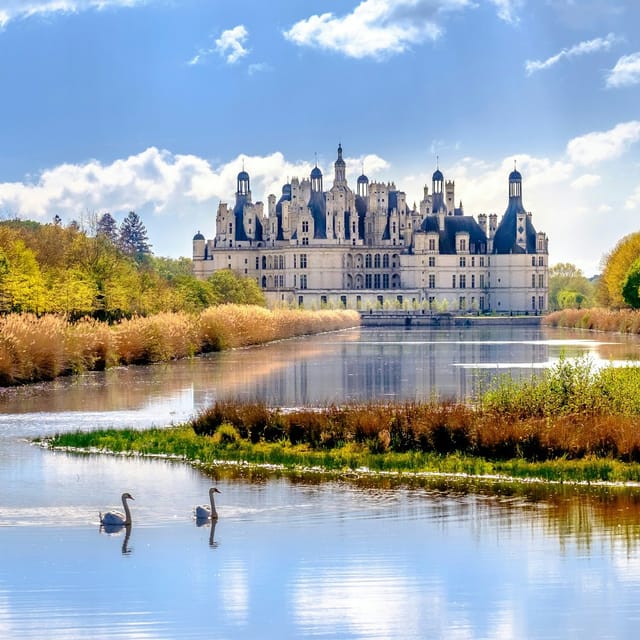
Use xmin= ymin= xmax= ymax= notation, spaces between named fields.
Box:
xmin=39 ymin=356 xmax=640 ymax=485
xmin=544 ymin=307 xmax=640 ymax=334
xmin=0 ymin=306 xmax=360 ymax=386
xmin=38 ymin=425 xmax=640 ymax=486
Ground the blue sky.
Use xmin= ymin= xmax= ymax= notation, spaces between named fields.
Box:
xmin=0 ymin=0 xmax=639 ymax=276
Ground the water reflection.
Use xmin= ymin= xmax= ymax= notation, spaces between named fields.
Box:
xmin=2 ymin=327 xmax=640 ymax=432
xmin=100 ymin=522 xmax=133 ymax=555
xmin=2 ymin=326 xmax=640 ymax=638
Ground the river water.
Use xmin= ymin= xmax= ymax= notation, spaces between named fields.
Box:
xmin=2 ymin=325 xmax=640 ymax=639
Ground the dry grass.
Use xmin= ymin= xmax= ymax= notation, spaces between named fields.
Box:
xmin=191 ymin=398 xmax=640 ymax=463
xmin=0 ymin=307 xmax=360 ymax=386
xmin=544 ymin=308 xmax=640 ymax=334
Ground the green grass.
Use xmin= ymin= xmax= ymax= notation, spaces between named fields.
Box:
xmin=37 ymin=357 xmax=640 ymax=487
xmin=39 ymin=426 xmax=640 ymax=485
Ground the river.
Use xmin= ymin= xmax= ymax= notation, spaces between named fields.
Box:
xmin=1 ymin=325 xmax=640 ymax=639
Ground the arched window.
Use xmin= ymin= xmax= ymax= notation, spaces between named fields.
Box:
xmin=374 ymin=254 xmax=381 ymax=269
xmin=365 ymin=254 xmax=372 ymax=268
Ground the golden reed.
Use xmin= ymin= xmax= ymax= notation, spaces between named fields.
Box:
xmin=0 ymin=306 xmax=360 ymax=385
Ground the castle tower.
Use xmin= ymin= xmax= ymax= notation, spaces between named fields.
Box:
xmin=333 ymin=143 xmax=346 ymax=186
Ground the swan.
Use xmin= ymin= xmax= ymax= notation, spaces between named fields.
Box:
xmin=195 ymin=487 xmax=221 ymax=520
xmin=100 ymin=492 xmax=135 ymax=526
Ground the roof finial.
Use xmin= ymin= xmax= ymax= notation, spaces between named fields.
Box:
xmin=242 ymin=157 xmax=245 ymax=172
xmin=436 ymin=154 xmax=440 ymax=170
xmin=514 ymin=158 xmax=517 ymax=171
xmin=314 ymin=151 xmax=318 ymax=168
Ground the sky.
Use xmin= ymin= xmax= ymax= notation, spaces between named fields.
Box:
xmin=0 ymin=0 xmax=639 ymax=277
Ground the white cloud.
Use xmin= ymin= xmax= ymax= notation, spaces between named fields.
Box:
xmin=489 ymin=0 xmax=522 ymax=24
xmin=283 ymin=0 xmax=473 ymax=60
xmin=248 ymin=62 xmax=273 ymax=76
xmin=525 ymin=33 xmax=618 ymax=75
xmin=570 ymin=174 xmax=601 ymax=190
xmin=566 ymin=121 xmax=640 ymax=166
xmin=188 ymin=25 xmax=250 ymax=67
xmin=215 ymin=25 xmax=249 ymax=64
xmin=606 ymin=52 xmax=640 ymax=88
xmin=0 ymin=0 xmax=146 ymax=27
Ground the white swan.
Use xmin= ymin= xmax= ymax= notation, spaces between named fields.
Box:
xmin=195 ymin=487 xmax=221 ymax=520
xmin=100 ymin=492 xmax=135 ymax=526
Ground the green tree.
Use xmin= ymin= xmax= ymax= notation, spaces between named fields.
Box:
xmin=119 ymin=211 xmax=152 ymax=260
xmin=621 ymin=257 xmax=640 ymax=308
xmin=208 ymin=270 xmax=266 ymax=306
xmin=548 ymin=263 xmax=594 ymax=310
xmin=96 ymin=212 xmax=119 ymax=245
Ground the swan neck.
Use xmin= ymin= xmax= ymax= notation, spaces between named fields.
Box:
xmin=122 ymin=495 xmax=132 ymax=525
xmin=210 ymin=491 xmax=218 ymax=518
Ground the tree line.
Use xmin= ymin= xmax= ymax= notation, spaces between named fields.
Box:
xmin=0 ymin=214 xmax=265 ymax=319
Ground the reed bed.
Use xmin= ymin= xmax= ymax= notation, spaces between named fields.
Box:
xmin=544 ymin=308 xmax=640 ymax=334
xmin=0 ymin=306 xmax=360 ymax=386
xmin=184 ymin=358 xmax=640 ymax=466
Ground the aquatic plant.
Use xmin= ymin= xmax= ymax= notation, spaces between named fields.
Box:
xmin=0 ymin=307 xmax=360 ymax=386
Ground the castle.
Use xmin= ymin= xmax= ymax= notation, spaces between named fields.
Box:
xmin=193 ymin=144 xmax=549 ymax=313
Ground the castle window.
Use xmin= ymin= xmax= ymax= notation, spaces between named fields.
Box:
xmin=428 ymin=256 xmax=436 ymax=267
xmin=479 ymin=274 xmax=485 ymax=288
xmin=538 ymin=256 xmax=544 ymax=266
xmin=532 ymin=296 xmax=536 ymax=310
xmin=479 ymin=296 xmax=485 ymax=310
xmin=302 ymin=237 xmax=309 ymax=245
xmin=228 ymin=223 xmax=232 ymax=234
xmin=459 ymin=296 xmax=466 ymax=310
xmin=479 ymin=257 xmax=485 ymax=267
xmin=539 ymin=274 xmax=544 ymax=288
xmin=300 ymin=274 xmax=307 ymax=289
xmin=539 ymin=295 xmax=544 ymax=309
xmin=302 ymin=220 xmax=309 ymax=233
xmin=374 ymin=254 xmax=381 ymax=269
xmin=300 ymin=254 xmax=308 ymax=269
xmin=459 ymin=275 xmax=466 ymax=289
xmin=383 ymin=254 xmax=389 ymax=268
xmin=428 ymin=274 xmax=435 ymax=289
xmin=471 ymin=257 xmax=475 ymax=267
xmin=532 ymin=274 xmax=536 ymax=288
xmin=428 ymin=238 xmax=436 ymax=252
xmin=365 ymin=274 xmax=372 ymax=288
xmin=452 ymin=275 xmax=456 ymax=289
xmin=459 ymin=257 xmax=466 ymax=268
xmin=383 ymin=273 xmax=389 ymax=288
xmin=531 ymin=256 xmax=536 ymax=266
xmin=374 ymin=274 xmax=381 ymax=289
xmin=365 ymin=254 xmax=372 ymax=268
xmin=471 ymin=275 xmax=475 ymax=288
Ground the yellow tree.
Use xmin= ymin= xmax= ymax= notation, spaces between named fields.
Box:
xmin=598 ymin=232 xmax=640 ymax=308
xmin=0 ymin=240 xmax=48 ymax=313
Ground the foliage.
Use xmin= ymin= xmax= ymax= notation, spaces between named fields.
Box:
xmin=0 ymin=220 xmax=271 ymax=318
xmin=598 ymin=231 xmax=640 ymax=308
xmin=118 ymin=211 xmax=151 ymax=259
xmin=621 ymin=257 xmax=640 ymax=309
xmin=548 ymin=262 xmax=595 ymax=310
xmin=96 ymin=212 xmax=119 ymax=245
xmin=207 ymin=270 xmax=266 ymax=306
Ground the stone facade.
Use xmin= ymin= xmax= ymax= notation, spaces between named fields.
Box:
xmin=193 ymin=145 xmax=549 ymax=312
